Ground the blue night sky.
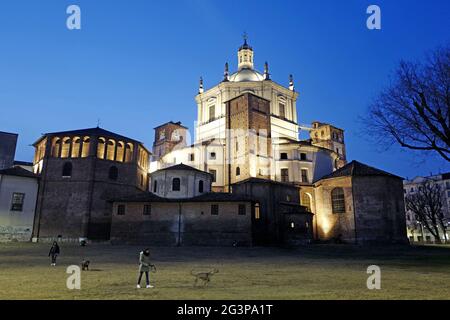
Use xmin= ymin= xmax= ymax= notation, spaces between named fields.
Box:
xmin=0 ymin=0 xmax=449 ymax=179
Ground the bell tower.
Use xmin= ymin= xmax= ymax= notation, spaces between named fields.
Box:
xmin=152 ymin=121 xmax=188 ymax=160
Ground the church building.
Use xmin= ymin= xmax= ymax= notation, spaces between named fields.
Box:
xmin=28 ymin=38 xmax=408 ymax=245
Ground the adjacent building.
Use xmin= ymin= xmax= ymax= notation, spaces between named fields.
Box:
xmin=32 ymin=127 xmax=151 ymax=242
xmin=314 ymin=161 xmax=407 ymax=244
xmin=111 ymin=164 xmax=253 ymax=246
xmin=0 ymin=167 xmax=39 ymax=242
xmin=0 ymin=131 xmax=18 ymax=170
xmin=404 ymin=173 xmax=450 ymax=243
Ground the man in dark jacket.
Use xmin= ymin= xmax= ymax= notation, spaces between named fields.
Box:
xmin=48 ymin=241 xmax=60 ymax=266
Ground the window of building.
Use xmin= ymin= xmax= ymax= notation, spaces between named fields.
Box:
xmin=108 ymin=166 xmax=118 ymax=181
xmin=301 ymin=193 xmax=311 ymax=212
xmin=209 ymin=105 xmax=215 ymax=121
xmin=254 ymin=203 xmax=260 ymax=220
xmin=331 ymin=188 xmax=346 ymax=214
xmin=117 ymin=205 xmax=126 ymax=215
xmin=199 ymin=180 xmax=204 ymax=193
xmin=116 ymin=142 xmax=125 ymax=162
xmin=172 ymin=178 xmax=181 ymax=191
xmin=97 ymin=138 xmax=106 ymax=159
xmin=140 ymin=174 xmax=145 ymax=187
xmin=62 ymin=162 xmax=72 ymax=178
xmin=236 ymin=167 xmax=241 ymax=176
xmin=301 ymin=169 xmax=309 ymax=183
xmin=281 ymin=168 xmax=289 ymax=182
xmin=209 ymin=152 xmax=216 ymax=160
xmin=209 ymin=169 xmax=217 ymax=182
xmin=280 ymin=153 xmax=288 ymax=160
xmin=51 ymin=138 xmax=61 ymax=157
xmin=235 ymin=140 xmax=239 ymax=153
xmin=211 ymin=204 xmax=219 ymax=215
xmin=10 ymin=193 xmax=25 ymax=211
xmin=143 ymin=204 xmax=151 ymax=216
xmin=153 ymin=180 xmax=158 ymax=193
xmin=279 ymin=103 xmax=286 ymax=119
xmin=81 ymin=137 xmax=90 ymax=158
xmin=106 ymin=140 xmax=116 ymax=161
xmin=71 ymin=137 xmax=81 ymax=158
xmin=124 ymin=143 xmax=133 ymax=163
xmin=238 ymin=204 xmax=246 ymax=215
xmin=189 ymin=153 xmax=195 ymax=161
xmin=300 ymin=153 xmax=307 ymax=161
xmin=61 ymin=138 xmax=71 ymax=158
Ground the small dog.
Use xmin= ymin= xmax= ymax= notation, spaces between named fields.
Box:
xmin=191 ymin=269 xmax=219 ymax=287
xmin=81 ymin=260 xmax=90 ymax=271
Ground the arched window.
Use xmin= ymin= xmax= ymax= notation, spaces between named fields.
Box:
xmin=61 ymin=137 xmax=71 ymax=158
xmin=51 ymin=138 xmax=61 ymax=157
xmin=106 ymin=139 xmax=116 ymax=161
xmin=81 ymin=137 xmax=90 ymax=157
xmin=125 ymin=143 xmax=133 ymax=163
xmin=62 ymin=162 xmax=72 ymax=177
xmin=153 ymin=180 xmax=158 ymax=193
xmin=116 ymin=142 xmax=125 ymax=162
xmin=236 ymin=167 xmax=241 ymax=176
xmin=331 ymin=188 xmax=346 ymax=213
xmin=199 ymin=180 xmax=204 ymax=193
xmin=172 ymin=178 xmax=180 ymax=191
xmin=301 ymin=193 xmax=312 ymax=212
xmin=71 ymin=137 xmax=81 ymax=158
xmin=97 ymin=137 xmax=106 ymax=159
xmin=108 ymin=166 xmax=118 ymax=181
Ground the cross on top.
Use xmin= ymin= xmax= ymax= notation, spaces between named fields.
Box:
xmin=243 ymin=32 xmax=248 ymax=43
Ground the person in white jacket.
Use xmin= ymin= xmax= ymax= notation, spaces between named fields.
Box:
xmin=137 ymin=248 xmax=154 ymax=288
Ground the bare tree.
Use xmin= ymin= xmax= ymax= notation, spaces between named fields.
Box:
xmin=364 ymin=45 xmax=450 ymax=161
xmin=405 ymin=180 xmax=448 ymax=244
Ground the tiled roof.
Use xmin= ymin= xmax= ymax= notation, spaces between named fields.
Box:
xmin=0 ymin=166 xmax=38 ymax=179
xmin=317 ymin=160 xmax=402 ymax=181
xmin=154 ymin=163 xmax=212 ymax=176
xmin=34 ymin=127 xmax=143 ymax=145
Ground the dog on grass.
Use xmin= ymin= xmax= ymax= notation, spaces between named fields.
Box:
xmin=191 ymin=269 xmax=219 ymax=287
xmin=81 ymin=260 xmax=90 ymax=271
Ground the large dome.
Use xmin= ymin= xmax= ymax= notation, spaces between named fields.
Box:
xmin=229 ymin=68 xmax=264 ymax=82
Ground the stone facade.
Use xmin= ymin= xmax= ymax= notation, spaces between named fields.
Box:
xmin=314 ymin=161 xmax=408 ymax=244
xmin=225 ymin=93 xmax=272 ymax=186
xmin=110 ymin=194 xmax=253 ymax=246
xmin=150 ymin=164 xmax=212 ymax=198
xmin=32 ymin=127 xmax=151 ymax=242
xmin=232 ymin=178 xmax=313 ymax=246
xmin=152 ymin=121 xmax=188 ymax=160
xmin=0 ymin=167 xmax=38 ymax=242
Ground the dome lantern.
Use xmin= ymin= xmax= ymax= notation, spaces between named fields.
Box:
xmin=237 ymin=33 xmax=254 ymax=70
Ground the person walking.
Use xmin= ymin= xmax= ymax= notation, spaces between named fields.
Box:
xmin=48 ymin=241 xmax=60 ymax=266
xmin=137 ymin=248 xmax=154 ymax=288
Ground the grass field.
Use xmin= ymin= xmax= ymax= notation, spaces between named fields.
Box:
xmin=0 ymin=243 xmax=449 ymax=300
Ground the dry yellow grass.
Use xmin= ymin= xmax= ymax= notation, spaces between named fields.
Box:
xmin=0 ymin=243 xmax=449 ymax=300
